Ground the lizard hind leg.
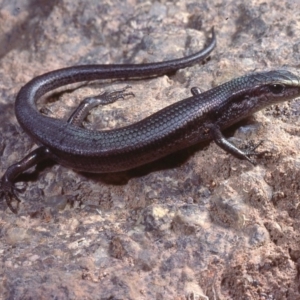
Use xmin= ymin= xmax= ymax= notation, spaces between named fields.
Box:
xmin=67 ymin=85 xmax=134 ymax=127
xmin=0 ymin=147 xmax=51 ymax=213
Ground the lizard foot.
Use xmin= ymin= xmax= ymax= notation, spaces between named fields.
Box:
xmin=0 ymin=175 xmax=22 ymax=214
xmin=242 ymin=140 xmax=270 ymax=165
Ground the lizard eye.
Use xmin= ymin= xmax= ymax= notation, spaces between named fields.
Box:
xmin=269 ymin=84 xmax=285 ymax=94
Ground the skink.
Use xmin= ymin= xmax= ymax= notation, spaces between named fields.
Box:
xmin=1 ymin=27 xmax=300 ymax=213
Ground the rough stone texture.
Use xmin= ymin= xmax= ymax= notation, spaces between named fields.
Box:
xmin=0 ymin=0 xmax=300 ymax=299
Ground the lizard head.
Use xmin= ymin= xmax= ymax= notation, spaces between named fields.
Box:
xmin=251 ymin=70 xmax=300 ymax=105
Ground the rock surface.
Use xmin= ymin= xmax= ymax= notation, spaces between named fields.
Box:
xmin=0 ymin=0 xmax=300 ymax=299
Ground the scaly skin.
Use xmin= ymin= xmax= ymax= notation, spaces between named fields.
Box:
xmin=1 ymin=27 xmax=300 ymax=213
